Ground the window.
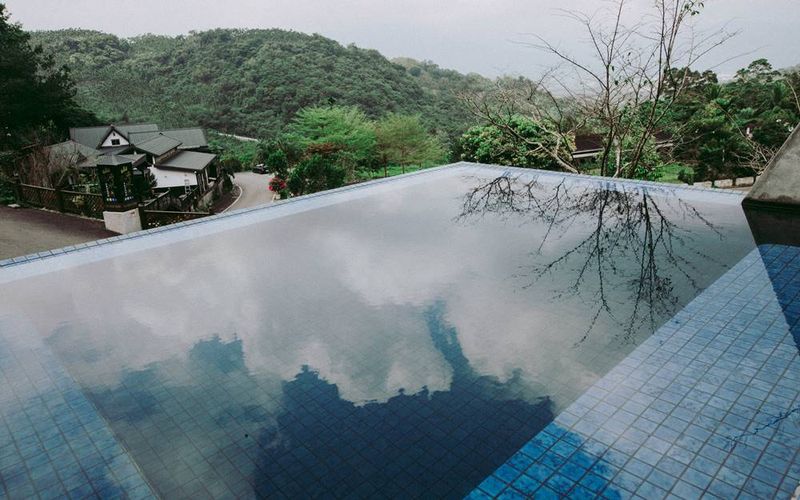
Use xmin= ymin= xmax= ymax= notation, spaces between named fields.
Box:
xmin=111 ymin=138 xmax=121 ymax=146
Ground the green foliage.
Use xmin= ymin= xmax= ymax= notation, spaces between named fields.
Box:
xmin=207 ymin=132 xmax=258 ymax=171
xmin=287 ymin=106 xmax=376 ymax=180
xmin=392 ymin=58 xmax=494 ymax=151
xmin=375 ymin=114 xmax=447 ymax=171
xmin=287 ymin=154 xmax=346 ymax=196
xmin=669 ymin=59 xmax=799 ymax=178
xmin=266 ymin=150 xmax=289 ymax=178
xmin=219 ymin=157 xmax=243 ymax=172
xmin=459 ymin=116 xmax=568 ymax=168
xmin=676 ymin=167 xmax=695 ymax=184
xmin=0 ymin=6 xmax=95 ymax=151
xmin=288 ymin=106 xmax=376 ymax=157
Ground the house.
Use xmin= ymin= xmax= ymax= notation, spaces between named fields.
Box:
xmin=571 ymin=132 xmax=675 ymax=164
xmin=67 ymin=123 xmax=217 ymax=195
xmin=571 ymin=134 xmax=605 ymax=162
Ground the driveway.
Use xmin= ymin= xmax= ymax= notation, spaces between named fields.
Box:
xmin=227 ymin=171 xmax=277 ymax=211
xmin=0 ymin=206 xmax=115 ymax=260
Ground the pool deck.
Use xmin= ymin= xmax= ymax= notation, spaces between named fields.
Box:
xmin=471 ymin=245 xmax=800 ymax=499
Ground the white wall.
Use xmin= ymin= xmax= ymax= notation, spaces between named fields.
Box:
xmin=103 ymin=208 xmax=141 ymax=234
xmin=100 ymin=130 xmax=129 ymax=148
xmin=149 ymin=167 xmax=198 ymax=189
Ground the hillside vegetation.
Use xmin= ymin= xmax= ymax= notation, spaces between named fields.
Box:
xmin=30 ymin=29 xmax=490 ymax=146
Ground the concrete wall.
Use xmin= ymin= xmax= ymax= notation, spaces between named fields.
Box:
xmin=149 ymin=166 xmax=198 ymax=189
xmin=103 ymin=208 xmax=142 ymax=234
xmin=745 ymin=124 xmax=800 ymax=207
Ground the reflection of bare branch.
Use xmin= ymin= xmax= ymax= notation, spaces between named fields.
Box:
xmin=725 ymin=405 xmax=800 ymax=450
xmin=458 ymin=174 xmax=723 ymax=344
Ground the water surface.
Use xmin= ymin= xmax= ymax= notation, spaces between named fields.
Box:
xmin=0 ymin=166 xmax=756 ymax=497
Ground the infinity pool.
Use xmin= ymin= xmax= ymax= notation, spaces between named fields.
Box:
xmin=0 ymin=164 xmax=764 ymax=498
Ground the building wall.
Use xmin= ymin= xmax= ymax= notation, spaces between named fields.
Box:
xmin=100 ymin=131 xmax=129 ymax=148
xmin=149 ymin=167 xmax=198 ymax=190
xmin=102 ymin=208 xmax=141 ymax=234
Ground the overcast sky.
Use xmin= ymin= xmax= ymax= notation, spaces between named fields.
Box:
xmin=5 ymin=0 xmax=798 ymax=79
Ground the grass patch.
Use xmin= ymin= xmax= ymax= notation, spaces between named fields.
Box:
xmin=357 ymin=164 xmax=437 ymax=181
xmin=656 ymin=163 xmax=693 ymax=184
xmin=583 ymin=164 xmax=693 ymax=184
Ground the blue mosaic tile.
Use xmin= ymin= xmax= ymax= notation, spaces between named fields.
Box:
xmin=473 ymin=246 xmax=800 ymax=499
xmin=0 ymin=323 xmax=155 ymax=499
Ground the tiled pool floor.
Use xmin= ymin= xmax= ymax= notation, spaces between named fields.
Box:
xmin=0 ymin=322 xmax=154 ymax=499
xmin=472 ymin=244 xmax=800 ymax=499
xmin=0 ymin=165 xmax=789 ymax=498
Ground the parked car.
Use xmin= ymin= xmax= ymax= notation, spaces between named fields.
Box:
xmin=252 ymin=164 xmax=268 ymax=174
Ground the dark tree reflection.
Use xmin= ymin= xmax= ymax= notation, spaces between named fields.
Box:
xmin=458 ymin=173 xmax=725 ymax=344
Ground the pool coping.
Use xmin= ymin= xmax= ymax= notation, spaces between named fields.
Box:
xmin=0 ymin=162 xmax=745 ymax=270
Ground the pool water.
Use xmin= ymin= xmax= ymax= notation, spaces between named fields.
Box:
xmin=0 ymin=165 xmax=757 ymax=498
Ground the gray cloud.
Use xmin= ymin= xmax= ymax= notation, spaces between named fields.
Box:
xmin=5 ymin=0 xmax=797 ymax=78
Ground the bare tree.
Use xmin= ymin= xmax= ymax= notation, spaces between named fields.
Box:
xmin=457 ymin=172 xmax=724 ymax=344
xmin=20 ymin=142 xmax=82 ymax=188
xmin=462 ymin=0 xmax=737 ymax=178
xmin=460 ymin=74 xmax=584 ymax=173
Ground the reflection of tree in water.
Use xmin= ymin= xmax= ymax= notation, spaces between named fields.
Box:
xmin=253 ymin=302 xmax=555 ymax=498
xmin=83 ymin=305 xmax=561 ymax=498
xmin=458 ymin=174 xmax=724 ymax=344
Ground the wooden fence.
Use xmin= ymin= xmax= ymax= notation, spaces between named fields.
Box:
xmin=16 ymin=177 xmax=225 ymax=230
xmin=18 ymin=183 xmax=105 ymax=219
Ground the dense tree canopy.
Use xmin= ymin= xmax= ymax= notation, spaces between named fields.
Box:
xmin=0 ymin=5 xmax=93 ymax=151
xmin=459 ymin=115 xmax=571 ymax=169
xmin=671 ymin=59 xmax=799 ymax=180
xmin=30 ymin=29 xmax=493 ymax=150
xmin=286 ymin=106 xmax=377 ymax=180
xmin=460 ymin=59 xmax=798 ymax=181
xmin=375 ymin=114 xmax=446 ymax=174
xmin=16 ymin=23 xmax=800 ymax=186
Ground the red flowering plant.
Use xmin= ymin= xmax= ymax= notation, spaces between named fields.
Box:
xmin=268 ymin=177 xmax=287 ymax=192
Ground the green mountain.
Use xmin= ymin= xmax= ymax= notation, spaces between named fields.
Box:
xmin=30 ymin=29 xmax=491 ymax=145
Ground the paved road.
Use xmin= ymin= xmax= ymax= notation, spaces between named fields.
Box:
xmin=0 ymin=206 xmax=115 ymax=260
xmin=216 ymin=132 xmax=259 ymax=142
xmin=227 ymin=171 xmax=276 ymax=211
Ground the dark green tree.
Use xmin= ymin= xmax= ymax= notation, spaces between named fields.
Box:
xmin=0 ymin=5 xmax=93 ymax=151
xmin=266 ymin=149 xmax=289 ymax=179
xmin=459 ymin=115 xmax=571 ymax=169
xmin=375 ymin=113 xmax=446 ymax=175
xmin=286 ymin=153 xmax=346 ymax=196
xmin=286 ymin=106 xmax=376 ymax=180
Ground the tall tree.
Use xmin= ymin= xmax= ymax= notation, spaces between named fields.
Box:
xmin=375 ymin=114 xmax=446 ymax=175
xmin=0 ymin=4 xmax=92 ymax=151
xmin=462 ymin=0 xmax=735 ymax=179
xmin=287 ymin=106 xmax=376 ymax=180
xmin=459 ymin=115 xmax=572 ymax=169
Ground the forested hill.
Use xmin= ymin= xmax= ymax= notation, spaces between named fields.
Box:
xmin=30 ymin=29 xmax=491 ymax=142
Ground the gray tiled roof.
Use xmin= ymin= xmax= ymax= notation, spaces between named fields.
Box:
xmin=134 ymin=135 xmax=182 ymax=156
xmin=129 ymin=128 xmax=208 ymax=150
xmin=69 ymin=124 xmax=159 ymax=149
xmin=96 ymin=153 xmax=147 ymax=167
xmin=44 ymin=140 xmax=101 ymax=168
xmin=156 ymin=150 xmax=216 ymax=171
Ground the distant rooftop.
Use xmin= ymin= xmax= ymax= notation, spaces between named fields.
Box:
xmin=133 ymin=134 xmax=182 ymax=156
xmin=128 ymin=128 xmax=208 ymax=150
xmin=155 ymin=150 xmax=216 ymax=171
xmin=69 ymin=123 xmax=159 ymax=149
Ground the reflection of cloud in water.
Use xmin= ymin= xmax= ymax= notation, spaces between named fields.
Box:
xmin=71 ymin=304 xmax=556 ymax=497
xmin=3 ymin=169 xmax=753 ymax=414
